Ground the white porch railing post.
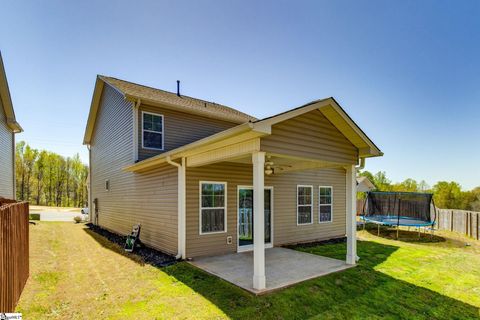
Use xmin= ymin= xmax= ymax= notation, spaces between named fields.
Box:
xmin=252 ymin=151 xmax=266 ymax=290
xmin=346 ymin=165 xmax=357 ymax=265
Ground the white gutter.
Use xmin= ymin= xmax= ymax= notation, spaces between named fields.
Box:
xmin=356 ymin=157 xmax=366 ymax=171
xmin=167 ymin=156 xmax=186 ymax=260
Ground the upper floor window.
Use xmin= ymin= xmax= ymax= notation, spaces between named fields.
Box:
xmin=142 ymin=111 xmax=164 ymax=150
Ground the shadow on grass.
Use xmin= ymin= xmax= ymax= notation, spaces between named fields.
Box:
xmin=82 ymin=225 xmax=176 ymax=267
xmin=362 ymin=223 xmax=447 ymax=244
xmin=83 ymin=225 xmax=479 ymax=319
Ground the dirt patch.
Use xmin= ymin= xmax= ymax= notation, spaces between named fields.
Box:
xmin=85 ymin=223 xmax=177 ymax=267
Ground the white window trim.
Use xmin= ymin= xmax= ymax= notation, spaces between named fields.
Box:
xmin=141 ymin=111 xmax=164 ymax=151
xmin=319 ymin=186 xmax=333 ymax=223
xmin=199 ymin=181 xmax=228 ymax=235
xmin=297 ymin=185 xmax=313 ymax=225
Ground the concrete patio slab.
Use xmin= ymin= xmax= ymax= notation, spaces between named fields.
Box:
xmin=189 ymin=247 xmax=354 ymax=294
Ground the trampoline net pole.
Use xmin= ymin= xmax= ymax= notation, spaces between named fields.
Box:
xmin=397 ymin=198 xmax=401 ymax=239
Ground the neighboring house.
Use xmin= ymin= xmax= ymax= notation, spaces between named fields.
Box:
xmin=0 ymin=52 xmax=22 ymax=199
xmin=83 ymin=76 xmax=382 ymax=290
xmin=357 ymin=176 xmax=376 ymax=193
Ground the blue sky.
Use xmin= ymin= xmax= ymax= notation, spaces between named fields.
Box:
xmin=1 ymin=1 xmax=479 ymax=189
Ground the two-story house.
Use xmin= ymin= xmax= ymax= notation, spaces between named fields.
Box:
xmin=0 ymin=52 xmax=22 ymax=199
xmin=83 ymin=75 xmax=382 ymax=291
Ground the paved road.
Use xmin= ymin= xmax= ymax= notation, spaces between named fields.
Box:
xmin=38 ymin=211 xmax=88 ymax=222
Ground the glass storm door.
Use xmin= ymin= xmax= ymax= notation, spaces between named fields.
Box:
xmin=238 ymin=187 xmax=272 ymax=250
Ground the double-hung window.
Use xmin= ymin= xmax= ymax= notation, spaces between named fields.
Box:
xmin=142 ymin=111 xmax=164 ymax=150
xmin=319 ymin=186 xmax=333 ymax=223
xmin=200 ymin=182 xmax=227 ymax=234
xmin=297 ymin=185 xmax=313 ymax=225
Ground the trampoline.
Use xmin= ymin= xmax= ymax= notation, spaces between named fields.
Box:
xmin=361 ymin=191 xmax=437 ymax=238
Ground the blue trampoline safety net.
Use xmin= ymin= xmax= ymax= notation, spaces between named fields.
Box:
xmin=362 ymin=192 xmax=435 ymax=227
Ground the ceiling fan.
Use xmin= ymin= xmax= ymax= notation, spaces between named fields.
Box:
xmin=264 ymin=155 xmax=292 ymax=175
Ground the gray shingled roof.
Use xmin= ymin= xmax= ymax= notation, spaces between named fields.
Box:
xmin=100 ymin=76 xmax=257 ymax=124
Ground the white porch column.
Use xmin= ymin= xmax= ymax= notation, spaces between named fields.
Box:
xmin=178 ymin=157 xmax=186 ymax=259
xmin=346 ymin=165 xmax=357 ymax=265
xmin=167 ymin=156 xmax=187 ymax=260
xmin=252 ymin=151 xmax=266 ymax=290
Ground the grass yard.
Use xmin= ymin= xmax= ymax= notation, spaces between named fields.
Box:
xmin=16 ymin=223 xmax=480 ymax=319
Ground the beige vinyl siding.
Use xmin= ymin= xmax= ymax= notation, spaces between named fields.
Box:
xmin=269 ymin=167 xmax=346 ymax=245
xmin=0 ymin=100 xmax=14 ymax=199
xmin=138 ymin=104 xmax=239 ymax=161
xmin=261 ymin=109 xmax=358 ymax=164
xmin=186 ymin=163 xmax=251 ymax=258
xmin=185 ymin=162 xmax=346 ymax=258
xmin=90 ymin=83 xmax=178 ymax=255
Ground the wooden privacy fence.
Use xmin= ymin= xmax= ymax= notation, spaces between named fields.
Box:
xmin=436 ymin=208 xmax=480 ymax=240
xmin=356 ymin=199 xmax=365 ymax=215
xmin=0 ymin=198 xmax=29 ymax=313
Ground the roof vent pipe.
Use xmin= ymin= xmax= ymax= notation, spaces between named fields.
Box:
xmin=177 ymin=80 xmax=180 ymax=97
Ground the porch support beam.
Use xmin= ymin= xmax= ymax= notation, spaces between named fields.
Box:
xmin=345 ymin=164 xmax=357 ymax=265
xmin=252 ymin=151 xmax=266 ymax=290
xmin=187 ymin=138 xmax=260 ymax=168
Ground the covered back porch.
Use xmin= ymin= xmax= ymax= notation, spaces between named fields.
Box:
xmin=125 ymin=98 xmax=382 ymax=291
xmin=187 ymin=150 xmax=359 ymax=291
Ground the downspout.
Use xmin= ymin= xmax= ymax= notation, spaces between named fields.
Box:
xmin=12 ymin=131 xmax=16 ymax=199
xmin=356 ymin=157 xmax=365 ymax=171
xmin=9 ymin=122 xmax=22 ymax=199
xmin=353 ymin=156 xmax=365 ymax=262
xmin=133 ymin=99 xmax=141 ymax=162
xmin=87 ymin=144 xmax=93 ymax=223
xmin=166 ymin=156 xmax=186 ymax=260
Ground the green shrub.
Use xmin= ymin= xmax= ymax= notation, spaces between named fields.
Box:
xmin=29 ymin=213 xmax=40 ymax=221
xmin=73 ymin=216 xmax=82 ymax=224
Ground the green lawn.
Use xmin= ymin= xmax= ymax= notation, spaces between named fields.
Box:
xmin=16 ymin=223 xmax=480 ymax=319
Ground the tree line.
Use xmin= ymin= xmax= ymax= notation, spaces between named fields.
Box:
xmin=15 ymin=141 xmax=89 ymax=208
xmin=359 ymin=170 xmax=480 ymax=211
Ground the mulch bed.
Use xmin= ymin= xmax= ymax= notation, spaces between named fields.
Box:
xmin=284 ymin=236 xmax=347 ymax=249
xmin=85 ymin=223 xmax=177 ymax=267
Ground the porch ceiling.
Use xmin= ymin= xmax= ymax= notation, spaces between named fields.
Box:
xmin=223 ymin=153 xmax=350 ymax=174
